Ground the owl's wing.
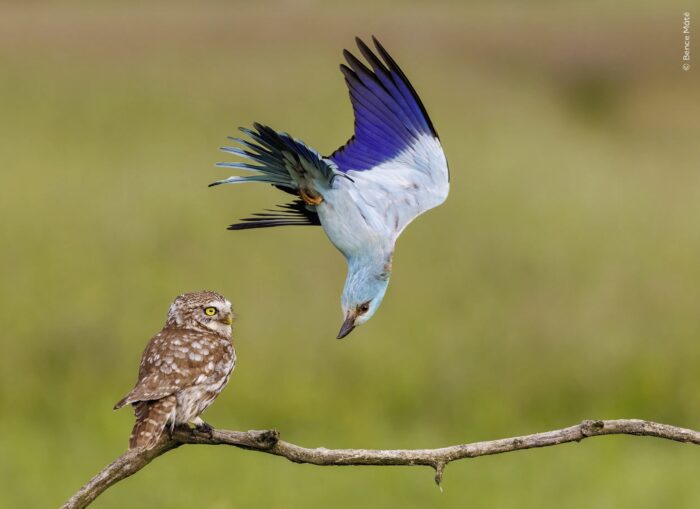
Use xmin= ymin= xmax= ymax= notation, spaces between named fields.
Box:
xmin=114 ymin=373 xmax=180 ymax=409
xmin=114 ymin=328 xmax=233 ymax=409
xmin=115 ymin=330 xmax=182 ymax=408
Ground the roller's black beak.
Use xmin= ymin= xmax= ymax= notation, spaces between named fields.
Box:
xmin=336 ymin=315 xmax=356 ymax=339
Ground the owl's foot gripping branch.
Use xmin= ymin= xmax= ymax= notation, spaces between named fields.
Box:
xmin=61 ymin=419 xmax=700 ymax=509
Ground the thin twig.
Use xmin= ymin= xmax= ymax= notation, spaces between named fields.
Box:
xmin=61 ymin=419 xmax=700 ymax=509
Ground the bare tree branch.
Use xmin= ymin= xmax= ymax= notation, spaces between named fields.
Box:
xmin=61 ymin=419 xmax=700 ymax=509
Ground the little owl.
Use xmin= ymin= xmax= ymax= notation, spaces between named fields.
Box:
xmin=114 ymin=291 xmax=235 ymax=449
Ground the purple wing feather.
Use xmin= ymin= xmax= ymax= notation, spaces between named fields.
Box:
xmin=329 ymin=37 xmax=439 ymax=173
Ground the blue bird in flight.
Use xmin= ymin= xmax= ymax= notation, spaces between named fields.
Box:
xmin=211 ymin=37 xmax=449 ymax=339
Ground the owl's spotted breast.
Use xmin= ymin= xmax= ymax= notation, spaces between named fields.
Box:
xmin=173 ymin=339 xmax=235 ymax=423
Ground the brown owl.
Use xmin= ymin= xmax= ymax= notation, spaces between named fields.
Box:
xmin=114 ymin=291 xmax=236 ymax=449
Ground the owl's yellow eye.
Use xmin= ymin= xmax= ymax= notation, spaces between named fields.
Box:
xmin=204 ymin=307 xmax=217 ymax=316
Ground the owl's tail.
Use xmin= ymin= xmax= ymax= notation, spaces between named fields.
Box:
xmin=129 ymin=396 xmax=176 ymax=450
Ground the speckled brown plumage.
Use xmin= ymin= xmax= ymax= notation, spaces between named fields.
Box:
xmin=114 ymin=291 xmax=236 ymax=449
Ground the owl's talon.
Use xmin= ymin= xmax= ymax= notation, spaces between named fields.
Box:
xmin=195 ymin=421 xmax=214 ymax=436
xmin=169 ymin=423 xmax=188 ymax=439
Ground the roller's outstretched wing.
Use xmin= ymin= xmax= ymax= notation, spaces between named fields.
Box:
xmin=212 ymin=123 xmax=337 ymax=230
xmin=330 ymin=37 xmax=449 ymax=236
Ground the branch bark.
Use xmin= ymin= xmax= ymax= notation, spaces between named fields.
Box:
xmin=62 ymin=419 xmax=700 ymax=509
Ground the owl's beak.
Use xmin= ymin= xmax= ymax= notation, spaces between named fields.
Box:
xmin=336 ymin=314 xmax=356 ymax=339
xmin=221 ymin=314 xmax=233 ymax=326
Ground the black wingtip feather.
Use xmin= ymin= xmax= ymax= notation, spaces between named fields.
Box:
xmin=227 ymin=199 xmax=321 ymax=231
xmin=339 ymin=63 xmax=356 ymax=80
xmin=370 ymin=36 xmax=438 ymax=138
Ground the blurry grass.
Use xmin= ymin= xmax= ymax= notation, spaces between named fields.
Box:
xmin=1 ymin=1 xmax=699 ymax=508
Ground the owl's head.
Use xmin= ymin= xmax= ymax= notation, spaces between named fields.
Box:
xmin=165 ymin=291 xmax=234 ymax=338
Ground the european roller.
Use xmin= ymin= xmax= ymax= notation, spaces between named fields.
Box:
xmin=212 ymin=37 xmax=449 ymax=339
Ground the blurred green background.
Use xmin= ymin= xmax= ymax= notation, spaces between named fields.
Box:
xmin=1 ymin=1 xmax=699 ymax=507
